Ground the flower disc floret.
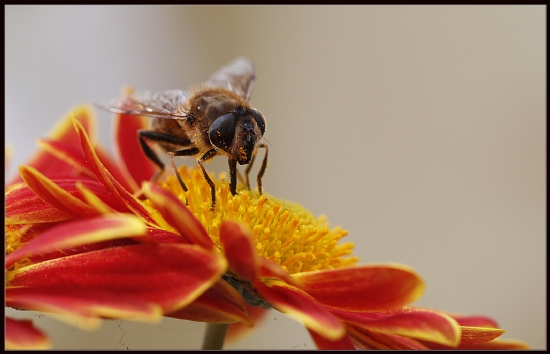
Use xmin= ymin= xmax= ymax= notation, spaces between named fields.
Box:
xmin=155 ymin=166 xmax=359 ymax=275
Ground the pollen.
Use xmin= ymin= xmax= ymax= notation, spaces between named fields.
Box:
xmin=5 ymin=224 xmax=33 ymax=269
xmin=158 ymin=166 xmax=359 ymax=274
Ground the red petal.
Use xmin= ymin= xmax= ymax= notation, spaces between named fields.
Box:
xmin=114 ymin=112 xmax=157 ymax=185
xmin=346 ymin=325 xmax=429 ymax=349
xmin=167 ymin=279 xmax=251 ymax=325
xmin=5 ymin=317 xmax=51 ymax=350
xmin=6 ymin=179 xmax=128 ymax=225
xmin=7 ymin=286 xmax=162 ymax=322
xmin=36 ymin=139 xmax=96 ymax=179
xmin=294 ymin=263 xmax=424 ymax=311
xmin=308 ymin=328 xmax=356 ymax=349
xmin=331 ymin=306 xmax=460 ymax=347
xmin=345 ymin=325 xmax=390 ymax=349
xmin=96 ymin=145 xmax=139 ymax=193
xmin=258 ymin=257 xmax=300 ymax=287
xmin=5 ymin=182 xmax=73 ymax=224
xmin=459 ymin=326 xmax=505 ymax=344
xmin=219 ymin=220 xmax=259 ymax=281
xmin=74 ymin=180 xmax=123 ymax=215
xmin=39 ymin=137 xmax=140 ymax=193
xmin=8 ymin=243 xmax=227 ymax=313
xmin=6 ymin=214 xmax=147 ymax=269
xmin=255 ymin=280 xmax=345 ymax=340
xmin=19 ymin=165 xmax=102 ymax=219
xmin=25 ymin=238 xmax=138 ymax=265
xmin=73 ymin=118 xmax=156 ymax=225
xmin=419 ymin=332 xmax=525 ymax=349
xmin=142 ymin=182 xmax=214 ymax=249
xmin=136 ymin=227 xmax=190 ymax=244
xmin=456 ymin=338 xmax=530 ymax=350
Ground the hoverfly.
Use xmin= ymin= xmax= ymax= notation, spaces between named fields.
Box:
xmin=97 ymin=57 xmax=268 ymax=210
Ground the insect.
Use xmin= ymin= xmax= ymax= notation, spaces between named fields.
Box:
xmin=97 ymin=57 xmax=268 ymax=210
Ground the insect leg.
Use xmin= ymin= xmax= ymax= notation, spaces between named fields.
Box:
xmin=243 ymin=155 xmax=256 ymax=190
xmin=138 ymin=130 xmax=167 ymax=182
xmin=138 ymin=130 xmax=194 ymax=192
xmin=169 ymin=147 xmax=200 ymax=195
xmin=228 ymin=158 xmax=238 ymax=195
xmin=256 ymin=144 xmax=268 ymax=195
xmin=197 ymin=149 xmax=219 ymax=210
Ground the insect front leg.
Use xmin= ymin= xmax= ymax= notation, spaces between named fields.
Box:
xmin=228 ymin=158 xmax=238 ymax=195
xmin=197 ymin=149 xmax=219 ymax=211
xmin=243 ymin=155 xmax=256 ymax=190
xmin=256 ymin=144 xmax=268 ymax=195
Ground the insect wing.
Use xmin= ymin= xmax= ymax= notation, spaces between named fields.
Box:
xmin=205 ymin=57 xmax=257 ymax=102
xmin=96 ymin=89 xmax=189 ymax=119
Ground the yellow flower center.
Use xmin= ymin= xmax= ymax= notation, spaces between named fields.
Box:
xmin=155 ymin=166 xmax=359 ymax=275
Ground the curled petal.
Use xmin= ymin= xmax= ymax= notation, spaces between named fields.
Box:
xmin=256 ymin=279 xmax=345 ymax=341
xmin=5 ymin=317 xmax=51 ymax=350
xmin=8 ymin=243 xmax=227 ymax=314
xmin=73 ymin=117 xmax=156 ymax=225
xmin=142 ymin=182 xmax=214 ymax=249
xmin=294 ymin=263 xmax=424 ymax=311
xmin=331 ymin=307 xmax=460 ymax=347
xmin=219 ymin=220 xmax=259 ymax=281
xmin=19 ymin=166 xmax=101 ymax=219
xmin=6 ymin=214 xmax=146 ymax=269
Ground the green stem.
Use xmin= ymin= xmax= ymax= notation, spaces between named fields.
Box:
xmin=201 ymin=323 xmax=229 ymax=350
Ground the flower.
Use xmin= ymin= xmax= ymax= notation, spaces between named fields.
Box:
xmin=5 ymin=105 xmax=529 ymax=349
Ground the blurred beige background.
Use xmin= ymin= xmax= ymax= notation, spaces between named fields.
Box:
xmin=5 ymin=5 xmax=545 ymax=350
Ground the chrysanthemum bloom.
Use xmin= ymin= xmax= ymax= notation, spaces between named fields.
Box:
xmin=5 ymin=105 xmax=529 ymax=350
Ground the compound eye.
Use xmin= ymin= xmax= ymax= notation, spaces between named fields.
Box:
xmin=251 ymin=110 xmax=266 ymax=135
xmin=209 ymin=113 xmax=236 ymax=151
